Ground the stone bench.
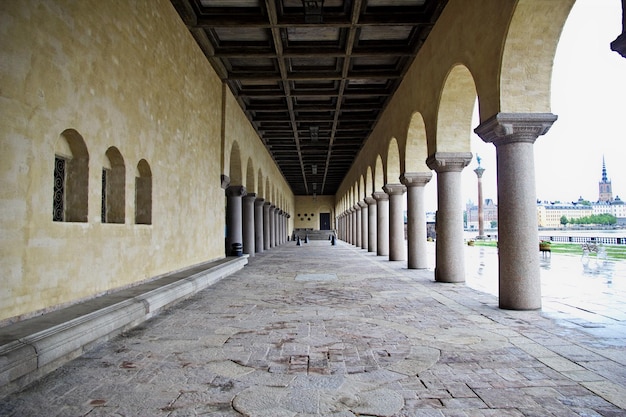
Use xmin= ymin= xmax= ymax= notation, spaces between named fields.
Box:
xmin=0 ymin=256 xmax=248 ymax=398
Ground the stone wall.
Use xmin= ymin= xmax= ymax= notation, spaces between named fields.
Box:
xmin=0 ymin=0 xmax=292 ymax=322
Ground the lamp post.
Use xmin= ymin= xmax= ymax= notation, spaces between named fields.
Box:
xmin=474 ymin=155 xmax=486 ymax=239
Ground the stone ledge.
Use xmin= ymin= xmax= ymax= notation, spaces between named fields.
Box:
xmin=0 ymin=255 xmax=248 ymax=398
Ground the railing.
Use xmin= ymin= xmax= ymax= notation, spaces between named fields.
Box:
xmin=539 ymin=235 xmax=626 ymax=245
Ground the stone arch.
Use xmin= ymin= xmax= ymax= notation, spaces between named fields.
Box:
xmin=374 ymin=155 xmax=384 ymax=192
xmin=245 ymin=157 xmax=255 ymax=193
xmin=135 ymin=159 xmax=152 ymax=225
xmin=434 ymin=64 xmax=477 ymax=153
xmin=257 ymin=169 xmax=264 ymax=198
xmin=228 ymin=141 xmax=243 ymax=185
xmin=405 ymin=112 xmax=429 ymax=172
xmin=53 ymin=129 xmax=89 ymax=222
xmin=266 ymin=178 xmax=271 ymax=202
xmin=365 ymin=166 xmax=373 ymax=197
xmin=103 ymin=146 xmax=125 ymax=224
xmin=500 ymin=0 xmax=574 ymax=114
xmin=386 ymin=138 xmax=401 ymax=184
xmin=359 ymin=175 xmax=365 ymax=201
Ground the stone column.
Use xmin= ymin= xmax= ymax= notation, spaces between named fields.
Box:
xmin=365 ymin=196 xmax=377 ymax=253
xmin=254 ymin=198 xmax=265 ymax=253
xmin=383 ymin=184 xmax=407 ymax=261
xmin=427 ymin=152 xmax=472 ymax=283
xmin=278 ymin=210 xmax=284 ymax=245
xmin=358 ymin=201 xmax=368 ymax=250
xmin=242 ymin=193 xmax=256 ymax=256
xmin=401 ymin=172 xmax=433 ymax=269
xmin=611 ymin=0 xmax=626 ymax=57
xmin=225 ymin=185 xmax=246 ymax=256
xmin=348 ymin=207 xmax=355 ymax=245
xmin=354 ymin=204 xmax=362 ymax=248
xmin=372 ymin=191 xmax=389 ymax=256
xmin=475 ymin=113 xmax=557 ymax=310
xmin=269 ymin=205 xmax=276 ymax=248
xmin=263 ymin=202 xmax=271 ymax=250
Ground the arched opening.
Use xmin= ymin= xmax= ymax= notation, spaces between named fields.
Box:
xmin=386 ymin=138 xmax=401 ymax=184
xmin=245 ymin=158 xmax=255 ymax=193
xmin=228 ymin=141 xmax=243 ymax=186
xmin=374 ymin=155 xmax=384 ymax=192
xmin=135 ymin=159 xmax=152 ymax=225
xmin=53 ymin=129 xmax=89 ymax=222
xmin=102 ymin=146 xmax=125 ymax=224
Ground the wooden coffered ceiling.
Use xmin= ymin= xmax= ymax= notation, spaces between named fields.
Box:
xmin=170 ymin=0 xmax=448 ymax=196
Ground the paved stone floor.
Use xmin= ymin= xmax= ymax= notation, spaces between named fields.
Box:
xmin=1 ymin=240 xmax=626 ymax=416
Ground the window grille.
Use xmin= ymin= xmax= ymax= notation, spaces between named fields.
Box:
xmin=101 ymin=168 xmax=109 ymax=223
xmin=53 ymin=156 xmax=66 ymax=221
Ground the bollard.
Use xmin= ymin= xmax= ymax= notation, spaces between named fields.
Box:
xmin=231 ymin=243 xmax=243 ymax=257
xmin=296 ymin=236 xmax=302 ymax=246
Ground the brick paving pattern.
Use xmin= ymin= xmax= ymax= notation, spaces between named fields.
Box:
xmin=1 ymin=240 xmax=625 ymax=416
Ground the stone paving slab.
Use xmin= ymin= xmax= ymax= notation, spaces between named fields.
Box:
xmin=0 ymin=240 xmax=625 ymax=416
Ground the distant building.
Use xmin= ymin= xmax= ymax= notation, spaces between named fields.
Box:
xmin=465 ymin=199 xmax=498 ymax=230
xmin=598 ymin=156 xmax=613 ymax=202
xmin=537 ymin=201 xmax=593 ymax=228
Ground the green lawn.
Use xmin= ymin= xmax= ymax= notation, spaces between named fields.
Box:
xmin=470 ymin=240 xmax=626 ymax=261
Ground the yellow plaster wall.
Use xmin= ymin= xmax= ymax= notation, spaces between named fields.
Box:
xmin=294 ymin=196 xmax=335 ymax=230
xmin=0 ymin=0 xmax=292 ymax=322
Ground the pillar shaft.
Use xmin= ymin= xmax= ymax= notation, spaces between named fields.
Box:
xmin=383 ymin=184 xmax=407 ymax=261
xmin=269 ymin=206 xmax=276 ymax=248
xmin=358 ymin=201 xmax=368 ymax=250
xmin=427 ymin=153 xmax=472 ymax=283
xmin=254 ymin=198 xmax=265 ymax=253
xmin=242 ymin=194 xmax=256 ymax=255
xmin=263 ymin=202 xmax=271 ymax=250
xmin=225 ymin=185 xmax=246 ymax=256
xmin=475 ymin=113 xmax=557 ymax=310
xmin=372 ymin=192 xmax=389 ymax=256
xmin=365 ymin=197 xmax=377 ymax=253
xmin=354 ymin=204 xmax=362 ymax=248
xmin=401 ymin=172 xmax=433 ymax=269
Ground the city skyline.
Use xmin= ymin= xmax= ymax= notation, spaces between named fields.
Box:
xmin=423 ymin=0 xmax=626 ymax=212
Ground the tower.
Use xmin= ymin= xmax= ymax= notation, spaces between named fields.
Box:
xmin=599 ymin=156 xmax=613 ymax=202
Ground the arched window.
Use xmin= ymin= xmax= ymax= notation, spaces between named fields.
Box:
xmin=102 ymin=147 xmax=125 ymax=224
xmin=135 ymin=159 xmax=152 ymax=225
xmin=53 ymin=129 xmax=89 ymax=222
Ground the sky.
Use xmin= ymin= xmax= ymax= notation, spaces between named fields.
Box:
xmin=423 ymin=0 xmax=626 ymax=212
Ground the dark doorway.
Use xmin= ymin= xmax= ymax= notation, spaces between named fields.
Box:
xmin=320 ymin=212 xmax=331 ymax=230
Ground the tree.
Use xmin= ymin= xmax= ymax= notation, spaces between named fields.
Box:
xmin=560 ymin=215 xmax=568 ymax=227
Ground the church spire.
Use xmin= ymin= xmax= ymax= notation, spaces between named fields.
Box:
xmin=599 ymin=156 xmax=613 ymax=202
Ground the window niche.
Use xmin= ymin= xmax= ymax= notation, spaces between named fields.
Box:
xmin=101 ymin=146 xmax=126 ymax=224
xmin=135 ymin=159 xmax=152 ymax=225
xmin=53 ymin=129 xmax=89 ymax=222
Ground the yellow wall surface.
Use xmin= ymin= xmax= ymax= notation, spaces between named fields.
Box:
xmin=294 ymin=196 xmax=336 ymax=230
xmin=0 ymin=0 xmax=293 ymax=322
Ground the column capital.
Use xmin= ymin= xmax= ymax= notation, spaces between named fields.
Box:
xmin=225 ymin=185 xmax=246 ymax=197
xmin=357 ymin=201 xmax=367 ymax=209
xmin=278 ymin=209 xmax=284 ymax=215
xmin=426 ymin=152 xmax=473 ymax=173
xmin=243 ymin=193 xmax=257 ymax=201
xmin=372 ymin=191 xmax=389 ymax=202
xmin=353 ymin=203 xmax=361 ymax=211
xmin=383 ymin=183 xmax=407 ymax=195
xmin=474 ymin=166 xmax=485 ymax=179
xmin=348 ymin=206 xmax=356 ymax=213
xmin=263 ymin=201 xmax=272 ymax=208
xmin=474 ymin=112 xmax=557 ymax=146
xmin=254 ymin=197 xmax=265 ymax=207
xmin=220 ymin=174 xmax=230 ymax=189
xmin=400 ymin=172 xmax=432 ymax=187
xmin=270 ymin=204 xmax=277 ymax=210
xmin=364 ymin=196 xmax=376 ymax=206
xmin=611 ymin=33 xmax=626 ymax=58
xmin=286 ymin=214 xmax=291 ymax=219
